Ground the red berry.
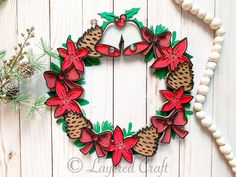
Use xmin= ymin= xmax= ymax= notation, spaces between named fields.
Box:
xmin=120 ymin=14 xmax=126 ymax=20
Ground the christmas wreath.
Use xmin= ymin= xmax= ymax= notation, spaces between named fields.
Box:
xmin=43 ymin=8 xmax=194 ymax=167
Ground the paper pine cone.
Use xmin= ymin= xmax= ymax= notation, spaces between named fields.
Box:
xmin=77 ymin=25 xmax=102 ymax=58
xmin=64 ymin=111 xmax=92 ymax=139
xmin=133 ymin=126 xmax=159 ymax=157
xmin=17 ymin=61 xmax=35 ymax=78
xmin=167 ymin=62 xmax=194 ymax=91
xmin=2 ymin=83 xmax=19 ymax=97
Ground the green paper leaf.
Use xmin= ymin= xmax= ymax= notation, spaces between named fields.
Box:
xmin=125 ymin=8 xmax=140 ymax=19
xmin=93 ymin=122 xmax=101 ymax=133
xmin=171 ymin=31 xmax=179 ymax=47
xmin=150 ymin=26 xmax=154 ymax=33
xmin=83 ymin=57 xmax=101 ymax=67
xmin=50 ymin=62 xmax=61 ymax=72
xmin=156 ymin=110 xmax=168 ymax=116
xmin=155 ymin=24 xmax=168 ymax=35
xmin=184 ymin=53 xmax=193 ymax=59
xmin=101 ymin=121 xmax=114 ymax=132
xmin=122 ymin=122 xmax=135 ymax=137
xmin=101 ymin=21 xmax=110 ymax=30
xmin=56 ymin=119 xmax=66 ymax=132
xmin=74 ymin=77 xmax=86 ymax=86
xmin=185 ymin=110 xmax=193 ymax=115
xmin=153 ymin=67 xmax=168 ymax=79
xmin=133 ymin=18 xmax=143 ymax=28
xmin=74 ymin=139 xmax=85 ymax=148
xmin=145 ymin=49 xmax=154 ymax=63
xmin=89 ymin=147 xmax=96 ymax=154
xmin=98 ymin=12 xmax=118 ymax=22
xmin=75 ymin=98 xmax=89 ymax=106
xmin=106 ymin=151 xmax=112 ymax=159
xmin=184 ymin=103 xmax=191 ymax=108
xmin=171 ymin=130 xmax=176 ymax=139
xmin=47 ymin=91 xmax=56 ymax=97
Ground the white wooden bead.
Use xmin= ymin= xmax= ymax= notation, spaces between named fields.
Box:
xmin=208 ymin=123 xmax=217 ymax=133
xmin=208 ymin=52 xmax=220 ymax=62
xmin=203 ymin=14 xmax=213 ymax=24
xmin=195 ymin=111 xmax=206 ymax=120
xmin=190 ymin=4 xmax=199 ymax=15
xmin=195 ymin=95 xmax=205 ymax=103
xmin=215 ymin=27 xmax=226 ymax=36
xmin=200 ymin=77 xmax=211 ymax=86
xmin=232 ymin=167 xmax=236 ymax=173
xmin=206 ymin=62 xmax=217 ymax=70
xmin=182 ymin=0 xmax=193 ymax=11
xmin=201 ymin=117 xmax=213 ymax=128
xmin=220 ymin=144 xmax=232 ymax=155
xmin=229 ymin=159 xmax=236 ymax=167
xmin=214 ymin=36 xmax=224 ymax=45
xmin=204 ymin=69 xmax=214 ymax=78
xmin=226 ymin=152 xmax=235 ymax=160
xmin=216 ymin=137 xmax=226 ymax=146
xmin=211 ymin=44 xmax=222 ymax=53
xmin=210 ymin=18 xmax=222 ymax=30
xmin=194 ymin=103 xmax=203 ymax=112
xmin=175 ymin=0 xmax=184 ymax=4
xmin=197 ymin=85 xmax=209 ymax=95
xmin=213 ymin=130 xmax=222 ymax=139
xmin=197 ymin=9 xmax=207 ymax=19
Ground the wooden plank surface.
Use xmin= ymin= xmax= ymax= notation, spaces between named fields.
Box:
xmin=0 ymin=0 xmax=236 ymax=177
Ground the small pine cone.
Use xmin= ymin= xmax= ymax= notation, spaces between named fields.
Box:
xmin=167 ymin=62 xmax=194 ymax=92
xmin=77 ymin=25 xmax=102 ymax=58
xmin=133 ymin=126 xmax=159 ymax=157
xmin=64 ymin=111 xmax=92 ymax=139
xmin=17 ymin=61 xmax=35 ymax=78
xmin=2 ymin=82 xmax=19 ymax=97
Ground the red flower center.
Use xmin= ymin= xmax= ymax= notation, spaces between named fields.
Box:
xmin=170 ymin=53 xmax=177 ymax=60
xmin=166 ymin=118 xmax=173 ymax=125
xmin=62 ymin=97 xmax=70 ymax=104
xmin=171 ymin=97 xmax=178 ymax=103
xmin=69 ymin=53 xmax=76 ymax=60
xmin=116 ymin=143 xmax=125 ymax=150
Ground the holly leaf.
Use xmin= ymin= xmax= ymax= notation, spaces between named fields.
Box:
xmin=125 ymin=8 xmax=140 ymax=19
xmin=145 ymin=49 xmax=154 ymax=63
xmin=56 ymin=119 xmax=66 ymax=132
xmin=76 ymin=98 xmax=89 ymax=106
xmin=50 ymin=62 xmax=61 ymax=72
xmin=74 ymin=139 xmax=85 ymax=148
xmin=98 ymin=12 xmax=118 ymax=22
xmin=153 ymin=67 xmax=168 ymax=79
xmin=101 ymin=21 xmax=110 ymax=30
xmin=133 ymin=18 xmax=143 ymax=28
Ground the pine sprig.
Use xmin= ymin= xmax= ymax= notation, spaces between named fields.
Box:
xmin=38 ymin=38 xmax=60 ymax=60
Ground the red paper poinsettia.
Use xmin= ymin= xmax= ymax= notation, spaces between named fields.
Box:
xmin=151 ymin=38 xmax=190 ymax=71
xmin=57 ymin=38 xmax=89 ymax=72
xmin=106 ymin=126 xmax=138 ymax=166
xmin=45 ymin=82 xmax=83 ymax=117
xmin=161 ymin=87 xmax=193 ymax=111
xmin=44 ymin=66 xmax=81 ymax=89
xmin=151 ymin=109 xmax=188 ymax=143
xmin=141 ymin=27 xmax=171 ymax=58
xmin=79 ymin=128 xmax=112 ymax=157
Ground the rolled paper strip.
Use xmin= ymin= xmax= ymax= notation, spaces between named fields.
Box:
xmin=181 ymin=0 xmax=193 ymax=11
xmin=200 ymin=77 xmax=211 ymax=86
xmin=215 ymin=27 xmax=226 ymax=36
xmin=213 ymin=130 xmax=222 ymax=139
xmin=220 ymin=144 xmax=232 ymax=155
xmin=190 ymin=4 xmax=199 ymax=15
xmin=214 ymin=36 xmax=224 ymax=45
xmin=195 ymin=111 xmax=206 ymax=120
xmin=204 ymin=69 xmax=214 ymax=78
xmin=201 ymin=117 xmax=213 ymax=128
xmin=210 ymin=18 xmax=222 ymax=30
xmin=208 ymin=123 xmax=217 ymax=133
xmin=197 ymin=9 xmax=207 ymax=19
xmin=175 ymin=0 xmax=184 ymax=4
xmin=197 ymin=85 xmax=209 ymax=95
xmin=229 ymin=159 xmax=236 ymax=167
xmin=195 ymin=95 xmax=205 ymax=103
xmin=203 ymin=14 xmax=213 ymax=24
xmin=216 ymin=137 xmax=226 ymax=146
xmin=206 ymin=62 xmax=217 ymax=70
xmin=226 ymin=153 xmax=235 ymax=160
xmin=194 ymin=103 xmax=203 ymax=112
xmin=208 ymin=52 xmax=220 ymax=62
xmin=211 ymin=44 xmax=222 ymax=53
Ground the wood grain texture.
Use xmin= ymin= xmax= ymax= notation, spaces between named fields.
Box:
xmin=0 ymin=0 xmax=236 ymax=177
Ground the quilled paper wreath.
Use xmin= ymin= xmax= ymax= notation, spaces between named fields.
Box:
xmin=44 ymin=8 xmax=194 ymax=167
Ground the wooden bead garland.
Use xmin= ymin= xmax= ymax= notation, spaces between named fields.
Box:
xmin=175 ymin=0 xmax=235 ymax=175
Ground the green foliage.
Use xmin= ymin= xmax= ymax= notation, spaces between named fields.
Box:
xmin=47 ymin=91 xmax=56 ymax=97
xmin=171 ymin=31 xmax=179 ymax=47
xmin=184 ymin=53 xmax=193 ymax=59
xmin=122 ymin=122 xmax=135 ymax=137
xmin=125 ymin=8 xmax=140 ymax=19
xmin=0 ymin=50 xmax=6 ymax=59
xmin=27 ymin=96 xmax=47 ymax=118
xmin=145 ymin=49 xmax=154 ymax=63
xmin=171 ymin=130 xmax=176 ymax=138
xmin=156 ymin=110 xmax=168 ymax=117
xmin=101 ymin=21 xmax=110 ymax=30
xmin=98 ymin=12 xmax=118 ymax=21
xmin=74 ymin=139 xmax=85 ymax=147
xmin=38 ymin=38 xmax=60 ymax=60
xmin=150 ymin=26 xmax=154 ymax=33
xmin=93 ymin=121 xmax=101 ymax=133
xmin=153 ymin=67 xmax=168 ymax=80
xmin=155 ymin=24 xmax=168 ymax=35
xmin=133 ymin=18 xmax=143 ymax=28
xmin=27 ymin=49 xmax=45 ymax=71
xmin=56 ymin=119 xmax=66 ymax=132
xmin=75 ymin=98 xmax=89 ymax=106
xmin=10 ymin=92 xmax=31 ymax=110
xmin=93 ymin=120 xmax=114 ymax=133
xmin=83 ymin=57 xmax=101 ymax=66
xmin=74 ymin=77 xmax=86 ymax=86
xmin=50 ymin=62 xmax=61 ymax=72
